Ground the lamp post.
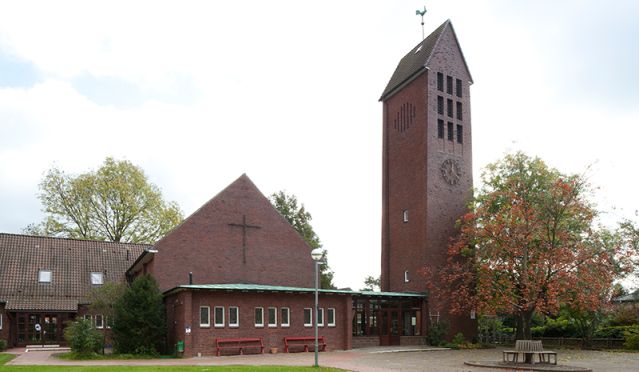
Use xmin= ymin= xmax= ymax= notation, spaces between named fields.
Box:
xmin=311 ymin=248 xmax=323 ymax=368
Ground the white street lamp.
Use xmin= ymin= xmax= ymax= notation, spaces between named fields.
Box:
xmin=311 ymin=248 xmax=323 ymax=368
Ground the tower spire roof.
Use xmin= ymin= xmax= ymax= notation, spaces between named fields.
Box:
xmin=379 ymin=19 xmax=473 ymax=101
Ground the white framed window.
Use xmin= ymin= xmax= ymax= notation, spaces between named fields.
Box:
xmin=281 ymin=307 xmax=290 ymax=327
xmin=214 ymin=306 xmax=224 ymax=327
xmin=90 ymin=272 xmax=104 ymax=285
xmin=254 ymin=307 xmax=264 ymax=327
xmin=38 ymin=270 xmax=52 ymax=283
xmin=303 ymin=308 xmax=312 ymax=327
xmin=95 ymin=314 xmax=104 ymax=329
xmin=268 ymin=307 xmax=277 ymax=328
xmin=403 ymin=210 xmax=409 ymax=223
xmin=327 ymin=308 xmax=336 ymax=327
xmin=200 ymin=306 xmax=210 ymax=327
xmin=404 ymin=270 xmax=410 ymax=283
xmin=318 ymin=308 xmax=324 ymax=327
xmin=83 ymin=314 xmax=92 ymax=324
xmin=229 ymin=307 xmax=239 ymax=328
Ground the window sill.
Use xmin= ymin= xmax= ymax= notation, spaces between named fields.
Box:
xmin=214 ymin=325 xmax=224 ymax=328
xmin=229 ymin=325 xmax=239 ymax=328
xmin=281 ymin=325 xmax=290 ymax=328
xmin=255 ymin=325 xmax=264 ymax=328
xmin=200 ymin=325 xmax=211 ymax=328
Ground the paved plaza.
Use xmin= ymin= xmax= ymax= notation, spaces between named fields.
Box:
xmin=5 ymin=346 xmax=639 ymax=371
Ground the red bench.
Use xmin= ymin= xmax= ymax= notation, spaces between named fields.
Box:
xmin=284 ymin=336 xmax=327 ymax=353
xmin=215 ymin=337 xmax=264 ymax=356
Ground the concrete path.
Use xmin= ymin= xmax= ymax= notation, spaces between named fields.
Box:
xmin=5 ymin=346 xmax=639 ymax=371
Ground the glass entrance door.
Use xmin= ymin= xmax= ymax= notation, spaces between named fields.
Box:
xmin=379 ymin=309 xmax=401 ymax=346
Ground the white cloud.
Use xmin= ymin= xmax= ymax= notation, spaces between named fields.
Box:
xmin=0 ymin=1 xmax=638 ymax=289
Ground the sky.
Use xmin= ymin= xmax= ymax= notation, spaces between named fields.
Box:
xmin=1 ymin=0 xmax=638 ymax=290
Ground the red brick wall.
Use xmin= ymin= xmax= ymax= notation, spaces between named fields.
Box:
xmin=381 ymin=24 xmax=476 ymax=339
xmin=147 ymin=175 xmax=315 ymax=292
xmin=165 ymin=290 xmax=352 ymax=357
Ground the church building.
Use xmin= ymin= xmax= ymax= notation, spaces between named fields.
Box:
xmin=0 ymin=19 xmax=474 ymax=355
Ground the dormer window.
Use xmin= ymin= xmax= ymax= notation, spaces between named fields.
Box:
xmin=38 ymin=270 xmax=52 ymax=283
xmin=91 ymin=272 xmax=104 ymax=285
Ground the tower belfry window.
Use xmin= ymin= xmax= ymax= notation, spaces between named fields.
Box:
xmin=447 ymin=122 xmax=454 ymax=141
xmin=437 ymin=119 xmax=444 ymax=138
xmin=437 ymin=72 xmax=443 ymax=91
xmin=457 ymin=125 xmax=463 ymax=144
xmin=437 ymin=96 xmax=444 ymax=115
xmin=447 ymin=99 xmax=453 ymax=117
xmin=446 ymin=76 xmax=453 ymax=94
xmin=457 ymin=101 xmax=463 ymax=120
xmin=456 ymin=78 xmax=463 ymax=97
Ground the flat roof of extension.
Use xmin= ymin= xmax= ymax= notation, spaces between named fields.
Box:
xmin=164 ymin=283 xmax=426 ymax=299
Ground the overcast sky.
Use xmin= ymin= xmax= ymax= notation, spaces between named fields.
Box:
xmin=1 ymin=0 xmax=638 ymax=290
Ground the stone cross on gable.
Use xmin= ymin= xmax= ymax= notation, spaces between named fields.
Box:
xmin=228 ymin=215 xmax=261 ymax=264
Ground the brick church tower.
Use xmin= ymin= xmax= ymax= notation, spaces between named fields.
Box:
xmin=380 ymin=20 xmax=475 ymax=337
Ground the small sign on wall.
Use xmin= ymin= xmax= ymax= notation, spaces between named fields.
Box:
xmin=470 ymin=310 xmax=476 ymax=320
xmin=185 ymin=325 xmax=191 ymax=334
xmin=411 ymin=317 xmax=417 ymax=326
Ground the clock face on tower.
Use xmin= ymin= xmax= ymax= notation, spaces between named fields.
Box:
xmin=440 ymin=158 xmax=462 ymax=185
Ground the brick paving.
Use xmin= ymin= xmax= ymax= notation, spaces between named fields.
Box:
xmin=5 ymin=346 xmax=639 ymax=371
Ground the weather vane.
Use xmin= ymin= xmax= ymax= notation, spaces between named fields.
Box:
xmin=416 ymin=6 xmax=427 ymax=40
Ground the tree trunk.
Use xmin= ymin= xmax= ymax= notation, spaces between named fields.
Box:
xmin=515 ymin=310 xmax=534 ymax=363
xmin=515 ymin=311 xmax=533 ymax=340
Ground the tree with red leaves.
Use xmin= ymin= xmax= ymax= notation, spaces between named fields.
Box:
xmin=426 ymin=152 xmax=633 ymax=340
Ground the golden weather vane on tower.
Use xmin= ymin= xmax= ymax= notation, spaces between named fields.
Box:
xmin=416 ymin=6 xmax=427 ymax=40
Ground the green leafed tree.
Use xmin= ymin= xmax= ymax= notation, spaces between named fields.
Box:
xmin=112 ymin=275 xmax=165 ymax=355
xmin=24 ymin=157 xmax=183 ymax=244
xmin=88 ymin=282 xmax=126 ymax=353
xmin=269 ymin=191 xmax=335 ymax=289
xmin=361 ymin=275 xmax=381 ymax=291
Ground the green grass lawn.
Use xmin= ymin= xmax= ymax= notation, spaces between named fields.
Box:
xmin=0 ymin=353 xmax=340 ymax=371
xmin=0 ymin=353 xmax=17 ymax=364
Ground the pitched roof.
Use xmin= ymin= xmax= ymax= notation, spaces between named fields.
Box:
xmin=613 ymin=289 xmax=639 ymax=303
xmin=0 ymin=233 xmax=148 ymax=311
xmin=165 ymin=283 xmax=426 ymax=299
xmin=379 ymin=19 xmax=473 ymax=101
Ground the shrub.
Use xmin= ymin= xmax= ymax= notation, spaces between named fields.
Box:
xmin=426 ymin=322 xmax=449 ymax=346
xmin=64 ymin=318 xmax=102 ymax=354
xmin=0 ymin=339 xmax=7 ymax=351
xmin=112 ymin=275 xmax=165 ymax=355
xmin=594 ymin=326 xmax=632 ymax=339
xmin=624 ymin=326 xmax=639 ymax=350
xmin=451 ymin=332 xmax=466 ymax=345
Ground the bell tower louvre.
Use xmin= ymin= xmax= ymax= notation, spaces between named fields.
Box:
xmin=380 ymin=19 xmax=475 ymax=337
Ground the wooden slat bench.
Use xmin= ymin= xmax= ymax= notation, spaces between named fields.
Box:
xmin=283 ymin=336 xmax=327 ymax=353
xmin=215 ymin=337 xmax=264 ymax=356
xmin=503 ymin=340 xmax=557 ymax=365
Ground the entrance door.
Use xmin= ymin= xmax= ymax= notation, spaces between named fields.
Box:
xmin=379 ymin=309 xmax=401 ymax=346
xmin=14 ymin=313 xmax=62 ymax=346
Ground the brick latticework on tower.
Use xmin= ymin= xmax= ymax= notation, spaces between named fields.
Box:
xmin=380 ymin=20 xmax=476 ymax=338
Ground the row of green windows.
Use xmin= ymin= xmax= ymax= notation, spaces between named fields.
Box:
xmin=199 ymin=306 xmax=336 ymax=328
